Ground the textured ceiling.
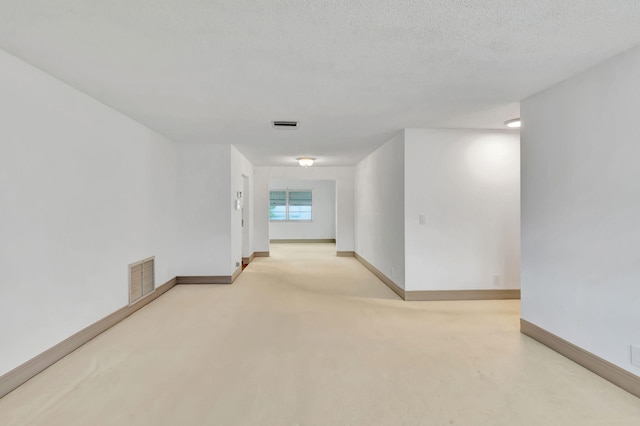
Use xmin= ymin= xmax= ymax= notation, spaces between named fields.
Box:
xmin=1 ymin=1 xmax=639 ymax=166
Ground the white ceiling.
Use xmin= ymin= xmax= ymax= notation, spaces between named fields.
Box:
xmin=1 ymin=1 xmax=639 ymax=166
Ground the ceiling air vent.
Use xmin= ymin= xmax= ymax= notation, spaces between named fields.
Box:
xmin=272 ymin=121 xmax=299 ymax=129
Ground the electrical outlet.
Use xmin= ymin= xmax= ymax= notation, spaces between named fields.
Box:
xmin=390 ymin=266 xmax=395 ymax=278
xmin=419 ymin=214 xmax=426 ymax=225
xmin=236 ymin=261 xmax=240 ymax=267
xmin=631 ymin=345 xmax=640 ymax=368
xmin=492 ymin=275 xmax=501 ymax=287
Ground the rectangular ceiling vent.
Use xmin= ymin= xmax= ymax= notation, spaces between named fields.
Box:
xmin=129 ymin=256 xmax=155 ymax=305
xmin=272 ymin=120 xmax=298 ymax=129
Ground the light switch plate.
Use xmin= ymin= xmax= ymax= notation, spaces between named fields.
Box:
xmin=492 ymin=275 xmax=501 ymax=287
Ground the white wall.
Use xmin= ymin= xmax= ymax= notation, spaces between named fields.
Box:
xmin=175 ymin=144 xmax=232 ymax=276
xmin=254 ymin=167 xmax=354 ymax=252
xmin=175 ymin=145 xmax=253 ymax=275
xmin=521 ymin=46 xmax=640 ymax=376
xmin=269 ymin=179 xmax=336 ymax=240
xmin=354 ymin=132 xmax=405 ymax=288
xmin=0 ymin=50 xmax=178 ymax=376
xmin=404 ymin=129 xmax=520 ymax=291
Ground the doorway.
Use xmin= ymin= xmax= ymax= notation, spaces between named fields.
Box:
xmin=267 ymin=179 xmax=337 ymax=247
xmin=241 ymin=174 xmax=251 ymax=268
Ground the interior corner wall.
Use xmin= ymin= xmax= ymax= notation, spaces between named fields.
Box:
xmin=521 ymin=46 xmax=640 ymax=376
xmin=268 ymin=179 xmax=336 ymax=240
xmin=0 ymin=49 xmax=178 ymax=376
xmin=403 ymin=129 xmax=520 ymax=292
xmin=230 ymin=146 xmax=254 ymax=268
xmin=354 ymin=131 xmax=405 ymax=288
xmin=175 ymin=144 xmax=232 ymax=276
xmin=254 ymin=167 xmax=354 ymax=252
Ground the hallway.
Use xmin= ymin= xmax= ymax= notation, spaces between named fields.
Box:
xmin=1 ymin=243 xmax=639 ymax=425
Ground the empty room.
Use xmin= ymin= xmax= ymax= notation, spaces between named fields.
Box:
xmin=1 ymin=2 xmax=640 ymax=425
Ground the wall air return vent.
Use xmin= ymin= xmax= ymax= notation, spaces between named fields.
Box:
xmin=272 ymin=121 xmax=299 ymax=129
xmin=129 ymin=257 xmax=155 ymax=305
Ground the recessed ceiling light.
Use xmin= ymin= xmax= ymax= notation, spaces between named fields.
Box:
xmin=297 ymin=157 xmax=314 ymax=167
xmin=504 ymin=118 xmax=521 ymax=128
xmin=272 ymin=120 xmax=298 ymax=129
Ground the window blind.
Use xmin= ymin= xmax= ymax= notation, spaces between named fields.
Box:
xmin=269 ymin=190 xmax=313 ymax=221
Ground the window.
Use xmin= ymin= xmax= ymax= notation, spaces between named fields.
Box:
xmin=269 ymin=190 xmax=287 ymax=221
xmin=270 ymin=190 xmax=312 ymax=221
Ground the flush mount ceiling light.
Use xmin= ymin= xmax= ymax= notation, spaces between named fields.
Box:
xmin=297 ymin=157 xmax=315 ymax=167
xmin=504 ymin=118 xmax=521 ymax=128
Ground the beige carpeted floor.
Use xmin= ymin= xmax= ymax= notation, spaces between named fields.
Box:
xmin=1 ymin=243 xmax=639 ymax=425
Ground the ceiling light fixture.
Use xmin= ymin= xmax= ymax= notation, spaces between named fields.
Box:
xmin=297 ymin=157 xmax=315 ymax=167
xmin=504 ymin=118 xmax=521 ymax=128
